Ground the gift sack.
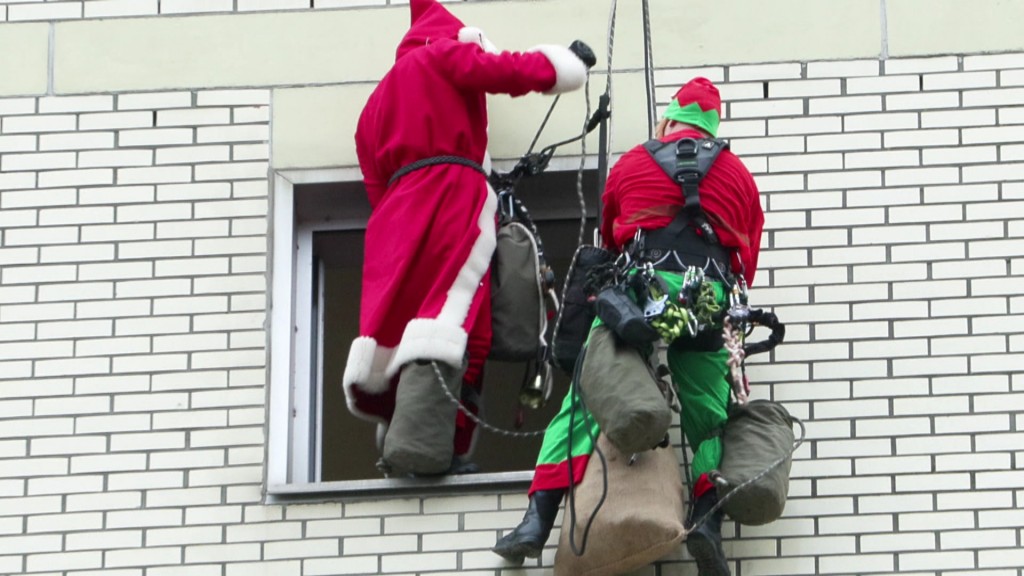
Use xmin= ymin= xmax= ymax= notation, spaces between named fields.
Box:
xmin=554 ymin=434 xmax=686 ymax=576
xmin=579 ymin=324 xmax=672 ymax=456
xmin=490 ymin=221 xmax=545 ymax=362
xmin=715 ymin=399 xmax=796 ymax=526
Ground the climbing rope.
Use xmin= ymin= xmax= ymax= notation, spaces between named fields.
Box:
xmin=723 ymin=316 xmax=749 ymax=405
xmin=641 ymin=0 xmax=657 ymax=137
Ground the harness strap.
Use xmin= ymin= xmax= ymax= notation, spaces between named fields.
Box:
xmin=642 ymin=137 xmax=729 ymax=240
xmin=387 ymin=155 xmax=487 ymax=187
xmin=634 ymin=137 xmax=732 ymax=268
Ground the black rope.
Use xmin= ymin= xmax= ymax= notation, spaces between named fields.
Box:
xmin=387 ymin=155 xmax=486 ymax=187
xmin=565 ymin=342 xmax=608 ymax=557
xmin=641 ymin=0 xmax=656 ymax=138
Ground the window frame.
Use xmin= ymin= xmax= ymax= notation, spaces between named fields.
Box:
xmin=272 ymin=166 xmax=561 ymax=498
xmin=267 ymin=165 xmax=609 ymax=500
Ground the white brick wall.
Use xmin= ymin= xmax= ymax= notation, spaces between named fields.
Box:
xmin=2 ymin=17 xmax=1024 ymax=575
xmin=0 ymin=0 xmax=470 ymax=21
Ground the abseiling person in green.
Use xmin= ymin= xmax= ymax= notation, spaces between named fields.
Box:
xmin=492 ymin=78 xmax=765 ymax=576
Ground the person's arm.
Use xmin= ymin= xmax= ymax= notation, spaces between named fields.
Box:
xmin=742 ymin=172 xmax=764 ymax=286
xmin=600 ymin=163 xmax=621 ymax=252
xmin=354 ymin=130 xmax=387 ymax=209
xmin=433 ymin=40 xmax=588 ymax=96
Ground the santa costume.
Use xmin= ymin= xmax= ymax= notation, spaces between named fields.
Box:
xmin=343 ymin=0 xmax=589 ymax=474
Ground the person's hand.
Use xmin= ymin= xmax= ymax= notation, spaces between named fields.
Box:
xmin=568 ymin=40 xmax=597 ymax=69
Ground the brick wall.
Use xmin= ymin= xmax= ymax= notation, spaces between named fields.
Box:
xmin=0 ymin=0 xmax=460 ymax=22
xmin=1 ymin=48 xmax=1022 ymax=576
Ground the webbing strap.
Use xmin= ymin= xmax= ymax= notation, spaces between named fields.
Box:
xmin=642 ymin=137 xmax=729 ymax=247
xmin=387 ymin=155 xmax=487 ymax=187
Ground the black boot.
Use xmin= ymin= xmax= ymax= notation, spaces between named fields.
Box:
xmin=686 ymin=490 xmax=731 ymax=576
xmin=492 ymin=489 xmax=565 ymax=564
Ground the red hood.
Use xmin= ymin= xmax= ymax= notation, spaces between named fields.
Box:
xmin=396 ymin=0 xmax=465 ymax=61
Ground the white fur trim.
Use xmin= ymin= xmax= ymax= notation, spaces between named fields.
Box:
xmin=436 ymin=183 xmax=497 ymax=326
xmin=458 ymin=26 xmax=498 ymax=54
xmin=386 ymin=318 xmax=468 ymax=375
xmin=386 ymin=184 xmax=497 ymax=374
xmin=343 ymin=336 xmax=393 ymax=394
xmin=530 ymin=44 xmax=588 ymax=94
xmin=482 ymin=150 xmax=493 ymax=174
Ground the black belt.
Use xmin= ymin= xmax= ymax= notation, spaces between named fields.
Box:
xmin=387 ymin=155 xmax=487 ymax=187
xmin=637 ymin=248 xmax=730 ymax=277
xmin=630 ymin=225 xmax=732 ymax=278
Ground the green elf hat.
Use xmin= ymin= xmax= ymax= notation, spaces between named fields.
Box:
xmin=663 ymin=77 xmax=722 ymax=137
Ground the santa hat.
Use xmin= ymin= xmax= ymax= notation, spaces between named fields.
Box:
xmin=397 ymin=0 xmax=466 ymax=60
xmin=398 ymin=0 xmax=499 ymax=59
xmin=409 ymin=0 xmax=463 ymax=30
xmin=664 ymin=77 xmax=722 ymax=137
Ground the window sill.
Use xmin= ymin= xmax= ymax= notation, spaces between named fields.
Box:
xmin=266 ymin=471 xmax=533 ymax=503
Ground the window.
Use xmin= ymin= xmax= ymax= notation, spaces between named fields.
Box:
xmin=268 ymin=165 xmax=599 ymax=497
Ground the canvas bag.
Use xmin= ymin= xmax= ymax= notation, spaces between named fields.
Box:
xmin=579 ymin=324 xmax=672 ymax=456
xmin=554 ymin=434 xmax=686 ymax=576
xmin=490 ymin=221 xmax=546 ymax=362
xmin=551 ymin=244 xmax=613 ymax=374
xmin=715 ymin=399 xmax=796 ymax=526
xmin=382 ymin=360 xmax=464 ymax=475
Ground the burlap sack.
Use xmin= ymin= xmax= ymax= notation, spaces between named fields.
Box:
xmin=716 ymin=400 xmax=795 ymax=526
xmin=490 ymin=221 xmax=544 ymax=362
xmin=579 ymin=325 xmax=672 ymax=456
xmin=554 ymin=434 xmax=686 ymax=576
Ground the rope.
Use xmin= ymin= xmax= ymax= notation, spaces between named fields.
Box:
xmin=641 ymin=0 xmax=657 ymax=138
xmin=430 ymin=361 xmax=547 ymax=438
xmin=387 ymin=155 xmax=486 ymax=187
xmin=528 ymin=94 xmax=562 ymax=155
xmin=723 ymin=317 xmax=749 ymax=405
xmin=604 ymin=0 xmax=617 ymax=164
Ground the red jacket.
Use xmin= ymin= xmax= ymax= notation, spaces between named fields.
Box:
xmin=601 ymin=129 xmax=764 ymax=286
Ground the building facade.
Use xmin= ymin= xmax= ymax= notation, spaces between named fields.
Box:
xmin=1 ymin=0 xmax=1022 ymax=574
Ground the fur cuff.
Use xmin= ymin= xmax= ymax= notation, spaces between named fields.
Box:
xmin=458 ymin=26 xmax=498 ymax=54
xmin=386 ymin=318 xmax=468 ymax=376
xmin=343 ymin=336 xmax=393 ymax=394
xmin=530 ymin=44 xmax=588 ymax=95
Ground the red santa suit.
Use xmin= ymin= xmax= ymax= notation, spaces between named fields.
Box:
xmin=343 ymin=0 xmax=588 ymax=459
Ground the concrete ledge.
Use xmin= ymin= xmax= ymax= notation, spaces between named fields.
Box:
xmin=272 ymin=84 xmax=375 ymax=170
xmin=54 ymin=9 xmax=407 ymax=94
xmin=0 ymin=23 xmax=50 ymax=97
xmin=886 ymin=0 xmax=1024 ymax=57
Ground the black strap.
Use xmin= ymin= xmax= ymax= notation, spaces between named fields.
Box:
xmin=636 ymin=138 xmax=731 ymax=263
xmin=642 ymin=137 xmax=729 ymax=241
xmin=387 ymin=155 xmax=487 ymax=187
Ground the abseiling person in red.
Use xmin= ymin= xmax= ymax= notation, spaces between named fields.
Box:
xmin=602 ymin=77 xmax=762 ymax=287
xmin=343 ymin=0 xmax=592 ymax=476
xmin=494 ymin=78 xmax=763 ymax=575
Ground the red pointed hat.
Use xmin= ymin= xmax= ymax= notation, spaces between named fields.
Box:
xmin=664 ymin=77 xmax=722 ymax=137
xmin=397 ymin=0 xmax=466 ymax=60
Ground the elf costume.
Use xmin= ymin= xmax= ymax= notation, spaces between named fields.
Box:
xmin=343 ymin=0 xmax=589 ymax=474
xmin=495 ymin=78 xmax=763 ymax=575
